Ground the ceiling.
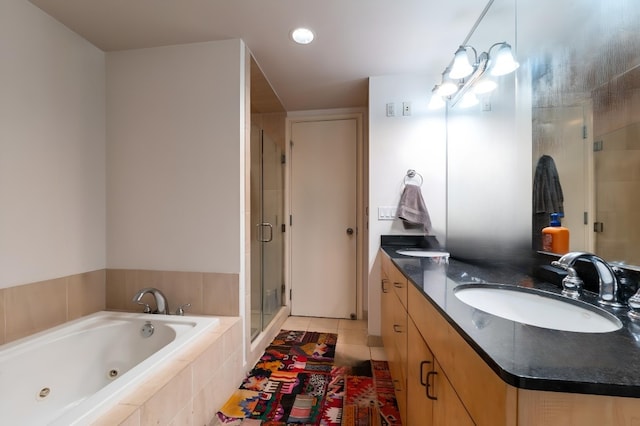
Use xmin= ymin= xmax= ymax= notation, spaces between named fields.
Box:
xmin=28 ymin=0 xmax=488 ymax=111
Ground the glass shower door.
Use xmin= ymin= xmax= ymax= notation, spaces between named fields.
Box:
xmin=250 ymin=124 xmax=284 ymax=340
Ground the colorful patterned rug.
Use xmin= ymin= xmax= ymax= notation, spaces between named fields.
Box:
xmin=213 ymin=329 xmax=401 ymax=426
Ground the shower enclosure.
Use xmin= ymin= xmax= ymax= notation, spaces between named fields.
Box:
xmin=250 ymin=121 xmax=285 ymax=340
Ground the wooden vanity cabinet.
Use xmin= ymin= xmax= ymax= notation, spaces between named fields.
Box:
xmin=408 ymin=276 xmax=517 ymax=426
xmin=407 ymin=317 xmax=473 ymax=426
xmin=382 ymin=252 xmax=516 ymax=426
xmin=382 ymin=251 xmax=640 ymax=425
xmin=381 ymin=254 xmax=408 ymax=420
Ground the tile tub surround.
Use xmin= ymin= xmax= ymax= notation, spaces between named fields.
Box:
xmin=0 ymin=270 xmax=106 ymax=344
xmin=106 ymin=269 xmax=239 ymax=316
xmin=0 ymin=268 xmax=239 ymax=345
xmin=93 ymin=316 xmax=243 ymax=425
xmin=0 ymin=269 xmax=244 ymax=425
xmin=382 ymin=244 xmax=640 ymax=398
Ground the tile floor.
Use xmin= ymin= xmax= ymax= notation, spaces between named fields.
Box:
xmin=281 ymin=316 xmax=387 ymax=366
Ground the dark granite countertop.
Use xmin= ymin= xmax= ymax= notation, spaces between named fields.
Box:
xmin=381 ymin=236 xmax=640 ymax=398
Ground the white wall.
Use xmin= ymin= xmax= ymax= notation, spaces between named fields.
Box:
xmin=106 ymin=40 xmax=245 ymax=274
xmin=0 ymin=0 xmax=106 ymax=288
xmin=368 ymin=74 xmax=447 ymax=335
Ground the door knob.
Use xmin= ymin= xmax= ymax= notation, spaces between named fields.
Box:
xmin=346 ymin=227 xmax=354 ymax=235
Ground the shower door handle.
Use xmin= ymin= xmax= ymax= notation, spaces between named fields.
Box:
xmin=257 ymin=223 xmax=273 ymax=242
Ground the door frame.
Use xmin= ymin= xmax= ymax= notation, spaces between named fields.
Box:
xmin=285 ymin=111 xmax=366 ymax=320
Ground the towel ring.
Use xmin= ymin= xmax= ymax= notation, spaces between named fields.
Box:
xmin=404 ymin=169 xmax=423 ymax=186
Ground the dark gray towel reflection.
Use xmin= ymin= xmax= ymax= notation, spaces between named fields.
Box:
xmin=397 ymin=183 xmax=432 ymax=233
xmin=532 ymin=155 xmax=564 ymax=250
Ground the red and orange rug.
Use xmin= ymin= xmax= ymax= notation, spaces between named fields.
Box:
xmin=213 ymin=329 xmax=401 ymax=426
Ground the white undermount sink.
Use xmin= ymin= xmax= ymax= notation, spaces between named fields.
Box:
xmin=454 ymin=284 xmax=623 ymax=333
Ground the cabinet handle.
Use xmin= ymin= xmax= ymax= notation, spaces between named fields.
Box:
xmin=381 ymin=278 xmax=390 ymax=293
xmin=393 ymin=281 xmax=404 ymax=289
xmin=393 ymin=379 xmax=403 ymax=392
xmin=393 ymin=324 xmax=403 ymax=333
xmin=426 ymin=371 xmax=438 ymax=400
xmin=419 ymin=360 xmax=432 ymax=387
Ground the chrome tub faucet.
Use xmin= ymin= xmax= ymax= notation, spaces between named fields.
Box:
xmin=132 ymin=287 xmax=169 ymax=314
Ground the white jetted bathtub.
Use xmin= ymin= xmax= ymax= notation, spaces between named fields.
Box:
xmin=0 ymin=311 xmax=220 ymax=425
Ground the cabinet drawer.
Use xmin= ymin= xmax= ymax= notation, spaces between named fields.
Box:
xmin=408 ymin=283 xmax=517 ymax=426
xmin=389 ymin=263 xmax=408 ymax=309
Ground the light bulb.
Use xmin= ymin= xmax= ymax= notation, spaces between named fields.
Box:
xmin=489 ymin=43 xmax=519 ymax=76
xmin=291 ymin=28 xmax=314 ymax=45
xmin=473 ymin=78 xmax=498 ymax=94
xmin=436 ymin=81 xmax=459 ymax=97
xmin=449 ymin=47 xmax=474 ymax=79
xmin=428 ymin=94 xmax=446 ymax=110
xmin=459 ymin=92 xmax=479 ymax=108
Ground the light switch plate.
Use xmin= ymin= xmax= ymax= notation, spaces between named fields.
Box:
xmin=378 ymin=206 xmax=397 ymax=220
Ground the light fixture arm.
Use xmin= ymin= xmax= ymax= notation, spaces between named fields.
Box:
xmin=461 ymin=45 xmax=479 ymax=66
xmin=487 ymin=41 xmax=507 ymax=55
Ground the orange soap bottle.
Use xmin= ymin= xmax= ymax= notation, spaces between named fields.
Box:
xmin=542 ymin=213 xmax=569 ymax=254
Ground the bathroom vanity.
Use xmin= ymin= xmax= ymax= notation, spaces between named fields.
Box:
xmin=380 ymin=244 xmax=640 ymax=426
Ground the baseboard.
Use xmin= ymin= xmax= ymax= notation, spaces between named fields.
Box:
xmin=367 ymin=334 xmax=383 ymax=347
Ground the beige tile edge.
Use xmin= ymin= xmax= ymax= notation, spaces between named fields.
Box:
xmin=97 ymin=316 xmax=242 ymax=425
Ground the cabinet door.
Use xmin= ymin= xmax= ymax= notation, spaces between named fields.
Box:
xmin=381 ymin=272 xmax=394 ymax=352
xmin=432 ymin=360 xmax=475 ymax=426
xmin=407 ymin=318 xmax=434 ymax=425
xmin=408 ymin=283 xmax=516 ymax=426
xmin=391 ymin=291 xmax=407 ymax=421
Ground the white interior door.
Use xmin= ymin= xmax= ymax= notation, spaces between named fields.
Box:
xmin=290 ymin=119 xmax=357 ymax=318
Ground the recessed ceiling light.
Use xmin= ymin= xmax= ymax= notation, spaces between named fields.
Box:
xmin=291 ymin=27 xmax=314 ymax=45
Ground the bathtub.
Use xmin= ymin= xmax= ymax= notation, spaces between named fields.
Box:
xmin=0 ymin=311 xmax=220 ymax=425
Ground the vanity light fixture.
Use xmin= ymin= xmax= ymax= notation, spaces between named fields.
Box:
xmin=434 ymin=41 xmax=519 ymax=109
xmin=291 ymin=27 xmax=315 ymax=45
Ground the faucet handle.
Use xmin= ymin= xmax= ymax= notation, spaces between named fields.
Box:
xmin=136 ymin=302 xmax=152 ymax=313
xmin=552 ymin=261 xmax=583 ymax=298
xmin=627 ymin=290 xmax=640 ymax=322
xmin=175 ymin=303 xmax=191 ymax=316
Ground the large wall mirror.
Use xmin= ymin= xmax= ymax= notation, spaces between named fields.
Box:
xmin=522 ymin=0 xmax=640 ymax=267
xmin=445 ymin=0 xmax=640 ymax=269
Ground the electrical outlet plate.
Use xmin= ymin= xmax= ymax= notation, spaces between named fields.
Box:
xmin=402 ymin=101 xmax=411 ymax=116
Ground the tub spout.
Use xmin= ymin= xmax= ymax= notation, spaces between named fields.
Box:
xmin=132 ymin=288 xmax=169 ymax=314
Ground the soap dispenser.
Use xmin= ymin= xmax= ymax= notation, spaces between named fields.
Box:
xmin=542 ymin=213 xmax=569 ymax=254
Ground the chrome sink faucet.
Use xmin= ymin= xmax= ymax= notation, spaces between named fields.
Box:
xmin=132 ymin=287 xmax=169 ymax=314
xmin=552 ymin=252 xmax=626 ymax=308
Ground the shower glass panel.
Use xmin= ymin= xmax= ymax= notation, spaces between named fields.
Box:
xmin=250 ymin=124 xmax=284 ymax=341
